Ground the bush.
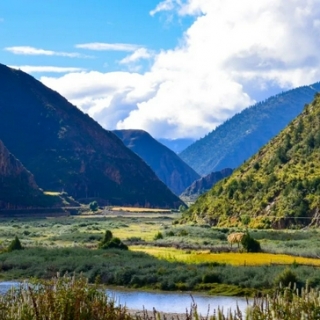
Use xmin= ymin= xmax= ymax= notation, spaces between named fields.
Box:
xmin=99 ymin=230 xmax=128 ymax=250
xmin=241 ymin=232 xmax=261 ymax=252
xmin=7 ymin=236 xmax=23 ymax=252
xmin=274 ymin=268 xmax=298 ymax=287
xmin=89 ymin=201 xmax=99 ymax=212
xmin=153 ymin=232 xmax=163 ymax=240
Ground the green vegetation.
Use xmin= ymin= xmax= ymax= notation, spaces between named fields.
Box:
xmin=89 ymin=200 xmax=99 ymax=212
xmin=241 ymin=233 xmax=261 ymax=253
xmin=99 ymin=230 xmax=128 ymax=250
xmin=7 ymin=236 xmax=23 ymax=252
xmin=184 ymin=93 xmax=320 ymax=228
xmin=2 ymin=274 xmax=320 ymax=319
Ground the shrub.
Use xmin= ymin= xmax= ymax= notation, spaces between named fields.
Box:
xmin=241 ymin=232 xmax=261 ymax=253
xmin=274 ymin=268 xmax=298 ymax=287
xmin=89 ymin=201 xmax=99 ymax=212
xmin=153 ymin=232 xmax=163 ymax=240
xmin=7 ymin=236 xmax=23 ymax=252
xmin=99 ymin=230 xmax=128 ymax=250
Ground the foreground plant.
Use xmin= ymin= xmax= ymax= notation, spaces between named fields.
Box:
xmin=0 ymin=274 xmax=133 ymax=320
xmin=1 ymin=275 xmax=320 ymax=319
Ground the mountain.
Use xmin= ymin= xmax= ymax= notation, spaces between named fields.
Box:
xmin=180 ymin=82 xmax=320 ymax=175
xmin=158 ymin=138 xmax=195 ymax=153
xmin=113 ymin=129 xmax=200 ymax=195
xmin=183 ymin=93 xmax=320 ymax=228
xmin=180 ymin=168 xmax=233 ymax=201
xmin=0 ymin=140 xmax=60 ymax=209
xmin=0 ymin=64 xmax=183 ymax=208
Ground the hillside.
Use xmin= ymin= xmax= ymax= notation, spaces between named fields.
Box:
xmin=0 ymin=64 xmax=183 ymax=208
xmin=183 ymin=93 xmax=320 ymax=228
xmin=113 ymin=129 xmax=200 ymax=195
xmin=180 ymin=168 xmax=233 ymax=201
xmin=0 ymin=140 xmax=60 ymax=209
xmin=180 ymin=82 xmax=320 ymax=175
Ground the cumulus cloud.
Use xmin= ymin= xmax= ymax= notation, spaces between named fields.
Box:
xmin=10 ymin=65 xmax=86 ymax=73
xmin=5 ymin=46 xmax=89 ymax=58
xmin=76 ymin=42 xmax=141 ymax=52
xmin=41 ymin=0 xmax=320 ymax=140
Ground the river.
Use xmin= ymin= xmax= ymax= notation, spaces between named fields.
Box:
xmin=0 ymin=282 xmax=250 ymax=316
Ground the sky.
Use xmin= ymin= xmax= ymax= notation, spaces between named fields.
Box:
xmin=1 ymin=0 xmax=320 ymax=141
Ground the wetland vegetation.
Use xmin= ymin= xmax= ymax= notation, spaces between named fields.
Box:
xmin=0 ymin=210 xmax=320 ymax=298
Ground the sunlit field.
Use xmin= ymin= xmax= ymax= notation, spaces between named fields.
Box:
xmin=131 ymin=246 xmax=320 ymax=266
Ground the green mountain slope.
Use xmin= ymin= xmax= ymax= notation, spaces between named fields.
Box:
xmin=180 ymin=83 xmax=320 ymax=175
xmin=113 ymin=129 xmax=200 ymax=195
xmin=0 ymin=140 xmax=60 ymax=209
xmin=183 ymin=93 xmax=320 ymax=228
xmin=0 ymin=64 xmax=183 ymax=208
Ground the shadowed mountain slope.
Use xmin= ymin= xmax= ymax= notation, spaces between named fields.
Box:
xmin=0 ymin=64 xmax=183 ymax=208
xmin=180 ymin=168 xmax=233 ymax=201
xmin=0 ymin=140 xmax=60 ymax=209
xmin=113 ymin=129 xmax=200 ymax=195
xmin=183 ymin=93 xmax=320 ymax=228
xmin=180 ymin=82 xmax=320 ymax=175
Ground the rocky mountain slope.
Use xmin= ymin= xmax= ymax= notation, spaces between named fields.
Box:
xmin=180 ymin=83 xmax=320 ymax=175
xmin=0 ymin=64 xmax=183 ymax=208
xmin=113 ymin=129 xmax=200 ymax=195
xmin=0 ymin=140 xmax=60 ymax=209
xmin=180 ymin=168 xmax=233 ymax=201
xmin=182 ymin=93 xmax=320 ymax=228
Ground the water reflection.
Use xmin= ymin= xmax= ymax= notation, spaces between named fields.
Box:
xmin=0 ymin=282 xmax=249 ymax=316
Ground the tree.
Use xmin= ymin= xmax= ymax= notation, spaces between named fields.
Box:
xmin=7 ymin=236 xmax=23 ymax=252
xmin=89 ymin=201 xmax=99 ymax=212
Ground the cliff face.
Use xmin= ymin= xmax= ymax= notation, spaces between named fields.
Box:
xmin=0 ymin=140 xmax=59 ymax=209
xmin=113 ymin=129 xmax=200 ymax=195
xmin=0 ymin=64 xmax=183 ymax=208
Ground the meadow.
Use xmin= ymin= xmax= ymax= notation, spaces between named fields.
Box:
xmin=0 ymin=209 xmax=320 ymax=296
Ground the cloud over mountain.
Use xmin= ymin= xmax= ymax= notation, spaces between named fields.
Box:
xmin=41 ymin=0 xmax=320 ymax=140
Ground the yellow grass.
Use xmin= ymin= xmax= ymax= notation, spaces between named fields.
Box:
xmin=110 ymin=206 xmax=171 ymax=212
xmin=43 ymin=191 xmax=61 ymax=196
xmin=131 ymin=246 xmax=320 ymax=266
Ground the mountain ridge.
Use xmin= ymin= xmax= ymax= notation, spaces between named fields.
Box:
xmin=180 ymin=83 xmax=320 ymax=175
xmin=0 ymin=64 xmax=183 ymax=208
xmin=113 ymin=129 xmax=200 ymax=195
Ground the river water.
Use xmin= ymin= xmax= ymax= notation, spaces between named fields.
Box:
xmin=0 ymin=282 xmax=250 ymax=316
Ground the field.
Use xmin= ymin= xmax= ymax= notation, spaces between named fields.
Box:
xmin=1 ymin=209 xmax=320 ymax=295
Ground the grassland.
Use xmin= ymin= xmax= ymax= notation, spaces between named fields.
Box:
xmin=1 ymin=210 xmax=320 ymax=296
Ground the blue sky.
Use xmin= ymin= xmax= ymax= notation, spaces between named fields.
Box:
xmin=1 ymin=1 xmax=320 ymax=140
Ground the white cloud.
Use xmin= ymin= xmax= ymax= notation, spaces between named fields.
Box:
xmin=5 ymin=46 xmax=89 ymax=58
xmin=119 ymin=48 xmax=153 ymax=65
xmin=41 ymin=0 xmax=320 ymax=140
xmin=10 ymin=65 xmax=85 ymax=73
xmin=76 ymin=42 xmax=141 ymax=52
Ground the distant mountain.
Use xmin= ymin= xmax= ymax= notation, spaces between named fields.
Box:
xmin=0 ymin=64 xmax=183 ymax=208
xmin=158 ymin=138 xmax=195 ymax=153
xmin=183 ymin=93 xmax=320 ymax=228
xmin=180 ymin=83 xmax=320 ymax=175
xmin=0 ymin=140 xmax=60 ymax=209
xmin=113 ymin=129 xmax=200 ymax=195
xmin=180 ymin=168 xmax=233 ymax=201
